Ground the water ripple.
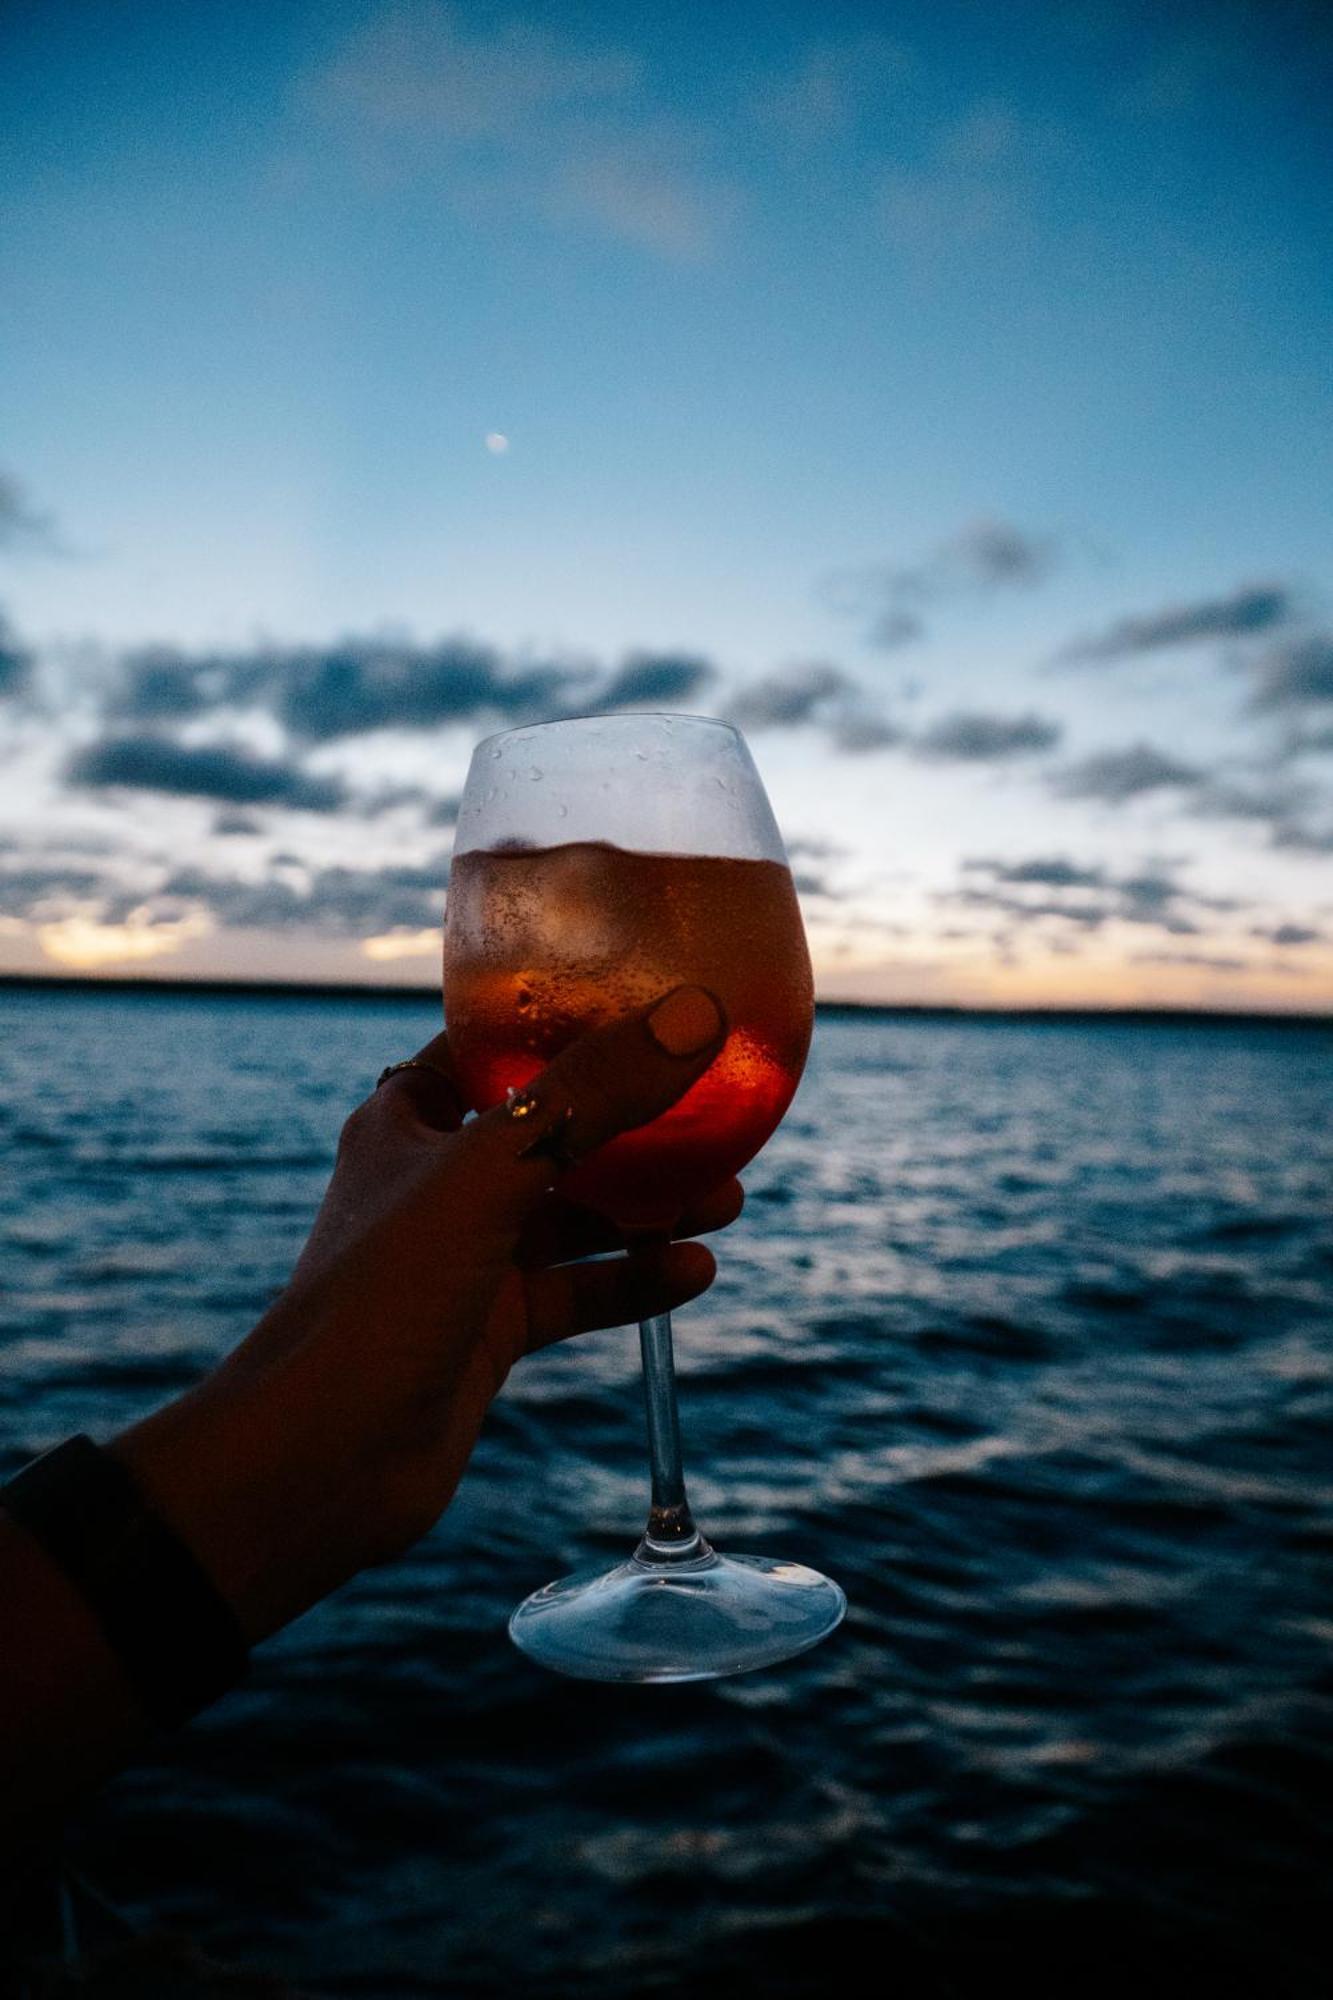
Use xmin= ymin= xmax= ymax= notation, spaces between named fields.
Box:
xmin=1 ymin=994 xmax=1330 ymax=1996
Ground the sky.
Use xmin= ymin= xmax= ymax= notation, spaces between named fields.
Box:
xmin=1 ymin=0 xmax=1331 ymax=1008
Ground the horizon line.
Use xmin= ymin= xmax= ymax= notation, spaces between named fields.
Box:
xmin=0 ymin=971 xmax=1328 ymax=1029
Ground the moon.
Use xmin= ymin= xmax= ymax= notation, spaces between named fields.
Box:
xmin=484 ymin=432 xmax=510 ymax=454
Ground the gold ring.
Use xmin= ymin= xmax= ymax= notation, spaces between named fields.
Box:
xmin=377 ymin=1058 xmax=457 ymax=1091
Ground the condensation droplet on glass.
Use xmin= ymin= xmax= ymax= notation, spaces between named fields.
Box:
xmin=486 ymin=786 xmax=498 ymax=801
xmin=529 ymin=767 xmax=543 ymax=782
xmin=490 ymin=746 xmax=502 ymax=760
xmin=556 ymin=803 xmax=568 ymax=817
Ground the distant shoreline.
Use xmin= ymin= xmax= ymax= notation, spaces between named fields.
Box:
xmin=0 ymin=970 xmax=1328 ymax=1028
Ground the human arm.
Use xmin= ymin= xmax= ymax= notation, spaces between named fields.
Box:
xmin=0 ymin=986 xmax=733 ymax=1845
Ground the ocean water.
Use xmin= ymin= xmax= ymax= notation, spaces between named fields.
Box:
xmin=1 ymin=989 xmax=1330 ymax=1997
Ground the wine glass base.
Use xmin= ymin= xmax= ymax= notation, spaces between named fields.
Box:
xmin=508 ymin=1548 xmax=847 ymax=1683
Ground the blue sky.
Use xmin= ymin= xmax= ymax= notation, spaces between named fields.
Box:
xmin=1 ymin=0 xmax=1331 ymax=1004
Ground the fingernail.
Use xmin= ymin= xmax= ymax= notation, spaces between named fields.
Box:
xmin=647 ymin=985 xmax=725 ymax=1057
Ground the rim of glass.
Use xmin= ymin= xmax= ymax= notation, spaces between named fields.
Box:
xmin=471 ymin=712 xmax=743 ymax=755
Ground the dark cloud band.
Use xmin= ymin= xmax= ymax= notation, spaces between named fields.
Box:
xmin=913 ymin=710 xmax=1062 ymax=762
xmin=824 ymin=517 xmax=1057 ymax=652
xmin=1052 ymin=742 xmax=1203 ymax=803
xmin=1056 ymin=584 xmax=1295 ymax=665
xmin=109 ymin=637 xmax=719 ymax=744
xmin=729 ymin=662 xmax=900 ymax=751
xmin=66 ymin=736 xmax=350 ymax=812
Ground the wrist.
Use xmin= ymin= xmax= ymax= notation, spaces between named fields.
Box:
xmin=112 ymin=1359 xmax=366 ymax=1647
xmin=1 ymin=1437 xmax=249 ymax=1729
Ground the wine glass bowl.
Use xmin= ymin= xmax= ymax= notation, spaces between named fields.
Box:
xmin=445 ymin=830 xmax=814 ymax=1227
xmin=443 ymin=714 xmax=845 ymax=1678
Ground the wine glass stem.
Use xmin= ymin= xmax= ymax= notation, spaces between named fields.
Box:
xmin=635 ymin=1312 xmax=711 ymax=1566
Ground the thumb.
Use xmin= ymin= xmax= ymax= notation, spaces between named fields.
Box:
xmin=449 ymin=985 xmax=727 ymax=1231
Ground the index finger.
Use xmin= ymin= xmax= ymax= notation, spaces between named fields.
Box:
xmin=374 ymin=1030 xmax=466 ymax=1132
xmin=453 ymin=985 xmax=727 ymax=1229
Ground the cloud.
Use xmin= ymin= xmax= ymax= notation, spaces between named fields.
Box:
xmin=966 ymin=855 xmax=1108 ymax=890
xmin=1251 ymin=921 xmax=1324 ymax=947
xmin=752 ymin=34 xmax=913 ymax=142
xmin=213 ymin=785 xmax=459 ymax=832
xmin=792 ymin=867 xmax=839 ymax=899
xmin=311 ymin=3 xmax=638 ymax=144
xmin=274 ymin=639 xmax=580 ymax=741
xmin=1056 ymin=583 xmax=1296 ymax=665
xmin=361 ymin=927 xmax=440 ymax=962
xmin=0 ymin=847 xmax=450 ymax=946
xmin=112 ymin=648 xmax=228 ymax=723
xmin=786 ymin=834 xmax=850 ymax=862
xmin=0 ymin=863 xmax=110 ymax=918
xmin=106 ymin=634 xmax=720 ymax=744
xmin=1042 ymin=745 xmax=1333 ymax=856
xmin=113 ymin=636 xmax=509 ymax=737
xmin=1283 ymin=721 xmax=1333 ymax=759
xmin=730 ymin=663 xmax=854 ymax=729
xmin=1271 ymin=821 xmax=1333 ymax=855
xmin=728 ymin=662 xmax=899 ymax=752
xmin=66 ymin=736 xmax=349 ymax=812
xmin=912 ymin=709 xmax=1062 ymax=762
xmin=950 ymin=520 xmax=1057 ymax=587
xmin=593 ymin=651 xmax=717 ymax=709
xmin=546 ymin=139 xmax=740 ymax=260
xmin=0 ymin=612 xmax=33 ymax=700
xmin=0 ymin=470 xmax=56 ymax=552
xmin=307 ymin=6 xmax=737 ymax=260
xmin=347 ymin=781 xmax=463 ymax=822
xmin=828 ymin=711 xmax=902 ymax=753
xmin=946 ymin=883 xmax=1110 ymax=931
xmin=1052 ymin=741 xmax=1204 ymax=803
xmin=1247 ymin=633 xmax=1333 ymax=711
xmin=1159 ymin=765 xmax=1333 ymax=858
xmin=1188 ymin=775 xmax=1314 ymax=825
xmin=1132 ymin=949 xmax=1248 ymax=972
xmin=156 ymin=854 xmax=451 ymax=935
xmin=949 ymin=856 xmax=1224 ymax=939
xmin=824 ymin=517 xmax=1057 ymax=651
xmin=35 ymin=909 xmax=211 ymax=971
xmin=880 ymin=105 xmax=1059 ymax=256
xmin=1117 ymin=867 xmax=1212 ymax=924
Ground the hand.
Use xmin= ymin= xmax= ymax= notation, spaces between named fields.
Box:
xmin=115 ymin=985 xmax=737 ymax=1644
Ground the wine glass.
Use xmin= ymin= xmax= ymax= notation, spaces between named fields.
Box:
xmin=443 ymin=713 xmax=845 ymax=1681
